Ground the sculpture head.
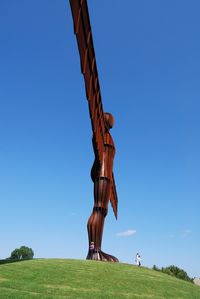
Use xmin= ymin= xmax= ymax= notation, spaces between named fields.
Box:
xmin=104 ymin=112 xmax=114 ymax=130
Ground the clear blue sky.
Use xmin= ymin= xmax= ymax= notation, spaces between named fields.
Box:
xmin=0 ymin=0 xmax=199 ymax=278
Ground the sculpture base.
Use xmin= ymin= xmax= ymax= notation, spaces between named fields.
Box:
xmin=86 ymin=250 xmax=118 ymax=262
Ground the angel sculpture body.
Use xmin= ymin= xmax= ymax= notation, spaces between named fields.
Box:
xmin=87 ymin=113 xmax=118 ymax=261
xmin=69 ymin=0 xmax=118 ymax=262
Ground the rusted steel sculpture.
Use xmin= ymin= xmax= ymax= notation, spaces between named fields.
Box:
xmin=69 ymin=0 xmax=118 ymax=262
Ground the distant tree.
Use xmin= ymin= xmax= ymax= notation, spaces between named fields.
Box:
xmin=162 ymin=265 xmax=193 ymax=283
xmin=10 ymin=246 xmax=34 ymax=260
xmin=10 ymin=248 xmax=21 ymax=260
xmin=152 ymin=264 xmax=159 ymax=271
xmin=152 ymin=264 xmax=193 ymax=283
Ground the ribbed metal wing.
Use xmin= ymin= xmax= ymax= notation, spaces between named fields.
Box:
xmin=69 ymin=0 xmax=105 ymax=166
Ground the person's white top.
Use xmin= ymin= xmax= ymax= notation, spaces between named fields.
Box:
xmin=135 ymin=254 xmax=141 ymax=265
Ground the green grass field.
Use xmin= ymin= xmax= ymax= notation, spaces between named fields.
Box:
xmin=0 ymin=259 xmax=199 ymax=298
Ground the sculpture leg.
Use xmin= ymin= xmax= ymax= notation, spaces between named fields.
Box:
xmin=86 ymin=178 xmax=118 ymax=262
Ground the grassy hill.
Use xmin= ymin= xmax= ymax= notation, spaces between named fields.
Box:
xmin=0 ymin=259 xmax=199 ymax=298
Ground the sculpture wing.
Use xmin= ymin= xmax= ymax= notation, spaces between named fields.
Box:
xmin=69 ymin=0 xmax=105 ymax=165
xmin=110 ymin=173 xmax=118 ymax=219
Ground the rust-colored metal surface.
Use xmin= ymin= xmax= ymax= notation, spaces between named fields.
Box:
xmin=69 ymin=0 xmax=118 ymax=262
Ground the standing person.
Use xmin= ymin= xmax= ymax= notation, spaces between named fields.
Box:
xmin=89 ymin=242 xmax=94 ymax=253
xmin=135 ymin=253 xmax=142 ymax=266
xmin=87 ymin=242 xmax=95 ymax=260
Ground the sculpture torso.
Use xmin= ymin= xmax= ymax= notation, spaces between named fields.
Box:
xmin=91 ymin=131 xmax=115 ymax=181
